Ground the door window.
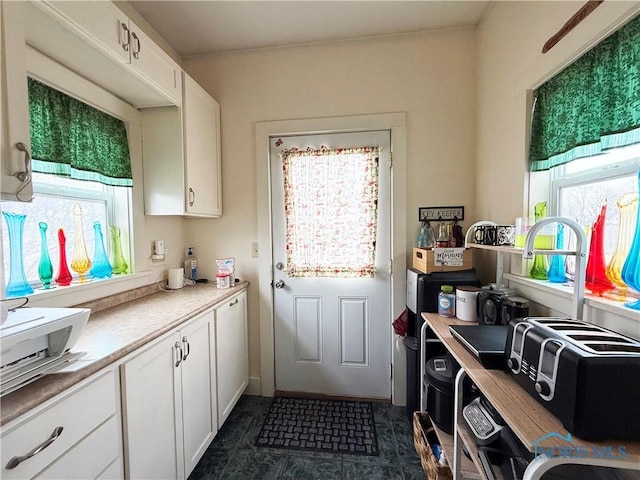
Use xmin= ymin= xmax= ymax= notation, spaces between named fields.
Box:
xmin=281 ymin=146 xmax=380 ymax=278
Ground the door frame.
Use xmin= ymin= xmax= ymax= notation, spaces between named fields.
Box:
xmin=255 ymin=112 xmax=407 ymax=404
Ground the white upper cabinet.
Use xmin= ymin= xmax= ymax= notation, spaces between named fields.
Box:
xmin=183 ymin=73 xmax=223 ymax=217
xmin=142 ymin=72 xmax=222 ymax=218
xmin=0 ymin=1 xmax=33 ymax=202
xmin=25 ymin=1 xmax=182 ymax=107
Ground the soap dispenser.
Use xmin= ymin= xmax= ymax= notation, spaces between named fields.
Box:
xmin=184 ymin=247 xmax=198 ymax=280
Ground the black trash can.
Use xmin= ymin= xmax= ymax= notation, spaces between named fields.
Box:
xmin=403 ymin=336 xmax=419 ymax=421
xmin=425 ymin=354 xmax=459 ymax=434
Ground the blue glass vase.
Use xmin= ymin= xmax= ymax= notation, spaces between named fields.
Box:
xmin=548 ymin=224 xmax=567 ymax=283
xmin=89 ymin=222 xmax=112 ymax=279
xmin=2 ymin=212 xmax=34 ymax=297
xmin=621 ymin=170 xmax=640 ymax=310
xmin=38 ymin=222 xmax=54 ymax=289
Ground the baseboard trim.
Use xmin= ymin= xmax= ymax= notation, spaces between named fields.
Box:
xmin=245 ymin=376 xmax=262 ymax=396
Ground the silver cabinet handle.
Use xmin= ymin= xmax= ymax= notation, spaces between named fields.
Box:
xmin=121 ymin=22 xmax=130 ymax=52
xmin=182 ymin=336 xmax=190 ymax=361
xmin=188 ymin=187 xmax=195 ymax=207
xmin=14 ymin=142 xmax=33 ymax=202
xmin=274 ymin=280 xmax=285 ymax=289
xmin=229 ymin=298 xmax=239 ymax=307
xmin=6 ymin=426 xmax=64 ymax=470
xmin=131 ymin=32 xmax=141 ymax=59
xmin=174 ymin=341 xmax=183 ymax=367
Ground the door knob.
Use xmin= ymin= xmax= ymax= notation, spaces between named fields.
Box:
xmin=274 ymin=280 xmax=285 ymax=289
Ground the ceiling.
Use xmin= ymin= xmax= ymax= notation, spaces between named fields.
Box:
xmin=128 ymin=1 xmax=492 ymax=57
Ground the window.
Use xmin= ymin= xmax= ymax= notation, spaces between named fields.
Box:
xmin=1 ymin=173 xmax=131 ymax=289
xmin=548 ymin=145 xmax=639 ymax=261
xmin=1 ymin=67 xmax=136 ymax=296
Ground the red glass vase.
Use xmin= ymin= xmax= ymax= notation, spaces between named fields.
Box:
xmin=55 ymin=228 xmax=73 ymax=287
xmin=585 ymin=203 xmax=614 ymax=296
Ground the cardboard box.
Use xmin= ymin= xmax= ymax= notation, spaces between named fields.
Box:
xmin=412 ymin=247 xmax=474 ymax=274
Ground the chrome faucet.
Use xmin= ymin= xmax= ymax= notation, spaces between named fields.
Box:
xmin=523 ymin=216 xmax=587 ymax=320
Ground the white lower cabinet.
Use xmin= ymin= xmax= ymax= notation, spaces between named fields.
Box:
xmin=0 ymin=369 xmax=122 ymax=480
xmin=121 ymin=309 xmax=217 ymax=480
xmin=215 ymin=291 xmax=248 ymax=426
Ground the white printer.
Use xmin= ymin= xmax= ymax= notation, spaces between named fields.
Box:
xmin=1 ymin=307 xmax=90 ymax=396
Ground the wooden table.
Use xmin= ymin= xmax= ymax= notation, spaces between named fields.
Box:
xmin=420 ymin=312 xmax=640 ymax=479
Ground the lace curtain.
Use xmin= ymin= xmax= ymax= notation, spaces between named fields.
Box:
xmin=529 ymin=14 xmax=640 ymax=172
xmin=282 ymin=146 xmax=380 ymax=278
xmin=28 ymin=78 xmax=133 ymax=186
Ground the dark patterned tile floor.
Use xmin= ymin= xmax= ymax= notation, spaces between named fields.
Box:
xmin=188 ymin=395 xmax=426 ymax=480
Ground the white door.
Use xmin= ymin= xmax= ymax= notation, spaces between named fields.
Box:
xmin=271 ymin=130 xmax=391 ymax=399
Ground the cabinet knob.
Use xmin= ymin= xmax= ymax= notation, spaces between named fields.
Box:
xmin=182 ymin=336 xmax=190 ymax=361
xmin=6 ymin=426 xmax=64 ymax=469
xmin=131 ymin=32 xmax=141 ymax=59
xmin=174 ymin=341 xmax=183 ymax=367
xmin=121 ymin=23 xmax=130 ymax=52
xmin=188 ymin=187 xmax=195 ymax=207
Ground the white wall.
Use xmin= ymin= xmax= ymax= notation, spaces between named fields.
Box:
xmin=183 ymin=29 xmax=478 ymax=389
xmin=474 ymin=1 xmax=640 ymax=281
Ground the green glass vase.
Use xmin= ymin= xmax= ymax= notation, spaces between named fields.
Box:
xmin=530 ymin=201 xmax=549 ymax=280
xmin=109 ymin=225 xmax=128 ymax=274
xmin=38 ymin=222 xmax=55 ymax=289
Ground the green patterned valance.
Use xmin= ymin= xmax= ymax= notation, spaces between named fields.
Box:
xmin=28 ymin=78 xmax=133 ymax=186
xmin=529 ymin=14 xmax=640 ymax=172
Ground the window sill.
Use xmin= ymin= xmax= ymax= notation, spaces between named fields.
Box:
xmin=504 ymin=273 xmax=640 ymax=339
xmin=20 ymin=271 xmax=157 ymax=309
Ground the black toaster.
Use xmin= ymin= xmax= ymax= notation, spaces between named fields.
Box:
xmin=505 ymin=317 xmax=640 ymax=441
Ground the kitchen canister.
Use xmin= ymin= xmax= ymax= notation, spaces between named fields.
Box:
xmin=455 ymin=286 xmax=481 ymax=322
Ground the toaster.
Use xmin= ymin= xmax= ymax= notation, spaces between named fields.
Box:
xmin=505 ymin=317 xmax=640 ymax=441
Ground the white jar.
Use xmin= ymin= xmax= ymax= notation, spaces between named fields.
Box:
xmin=216 ymin=273 xmax=230 ymax=289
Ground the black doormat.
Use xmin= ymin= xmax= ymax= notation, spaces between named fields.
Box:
xmin=255 ymin=396 xmax=379 ymax=456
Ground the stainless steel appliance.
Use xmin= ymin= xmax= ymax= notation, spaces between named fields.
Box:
xmin=505 ymin=317 xmax=640 ymax=441
xmin=477 ymin=284 xmax=515 ymax=325
xmin=1 ymin=307 xmax=90 ymax=396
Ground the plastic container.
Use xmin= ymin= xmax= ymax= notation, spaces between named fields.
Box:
xmin=438 ymin=285 xmax=455 ymax=317
xmin=216 ymin=273 xmax=230 ymax=289
xmin=184 ymin=247 xmax=198 ymax=280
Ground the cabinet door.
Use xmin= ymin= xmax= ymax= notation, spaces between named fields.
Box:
xmin=215 ymin=292 xmax=248 ymax=425
xmin=43 ymin=0 xmax=129 ymax=64
xmin=121 ymin=332 xmax=184 ymax=480
xmin=183 ymin=73 xmax=222 ymax=217
xmin=180 ymin=310 xmax=218 ymax=477
xmin=128 ymin=19 xmax=182 ymax=104
xmin=1 ymin=1 xmax=33 ymax=202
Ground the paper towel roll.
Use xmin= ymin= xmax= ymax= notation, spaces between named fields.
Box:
xmin=168 ymin=268 xmax=184 ymax=289
xmin=455 ymin=286 xmax=480 ymax=322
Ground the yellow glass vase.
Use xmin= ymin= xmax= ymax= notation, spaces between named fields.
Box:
xmin=70 ymin=203 xmax=92 ymax=283
xmin=606 ymin=192 xmax=638 ymax=296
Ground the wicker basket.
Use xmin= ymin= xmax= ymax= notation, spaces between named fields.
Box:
xmin=413 ymin=412 xmax=453 ymax=480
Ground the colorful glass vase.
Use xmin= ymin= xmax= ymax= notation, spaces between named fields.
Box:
xmin=70 ymin=204 xmax=92 ymax=283
xmin=548 ymin=224 xmax=567 ymax=283
xmin=56 ymin=228 xmax=73 ymax=287
xmin=109 ymin=225 xmax=128 ymax=274
xmin=621 ymin=170 xmax=640 ymax=310
xmin=38 ymin=222 xmax=54 ymax=289
xmin=530 ymin=202 xmax=549 ymax=280
xmin=585 ymin=203 xmax=614 ymax=296
xmin=89 ymin=222 xmax=112 ymax=279
xmin=606 ymin=192 xmax=638 ymax=294
xmin=2 ymin=212 xmax=34 ymax=297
